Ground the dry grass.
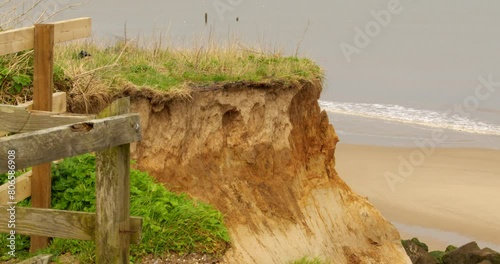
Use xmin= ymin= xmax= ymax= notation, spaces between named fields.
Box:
xmin=0 ymin=28 xmax=323 ymax=108
xmin=54 ymin=38 xmax=323 ymax=96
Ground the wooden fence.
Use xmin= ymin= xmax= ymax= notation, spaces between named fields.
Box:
xmin=0 ymin=18 xmax=143 ymax=263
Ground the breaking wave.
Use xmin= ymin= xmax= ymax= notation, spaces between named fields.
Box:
xmin=319 ymin=101 xmax=500 ymax=136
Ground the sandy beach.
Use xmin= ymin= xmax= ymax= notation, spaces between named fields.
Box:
xmin=335 ymin=143 xmax=500 ymax=252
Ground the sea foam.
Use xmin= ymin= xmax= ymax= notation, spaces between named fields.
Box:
xmin=319 ymin=101 xmax=500 ymax=136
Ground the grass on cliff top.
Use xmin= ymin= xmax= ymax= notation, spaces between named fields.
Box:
xmin=0 ymin=40 xmax=323 ymax=104
xmin=0 ymin=154 xmax=230 ymax=263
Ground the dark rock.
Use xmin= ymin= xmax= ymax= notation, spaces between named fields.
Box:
xmin=442 ymin=242 xmax=500 ymax=264
xmin=402 ymin=240 xmax=438 ymax=264
xmin=78 ymin=50 xmax=91 ymax=59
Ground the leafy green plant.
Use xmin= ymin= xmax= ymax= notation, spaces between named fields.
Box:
xmin=0 ymin=68 xmax=9 ymax=85
xmin=445 ymin=245 xmax=457 ymax=252
xmin=0 ymin=154 xmax=230 ymax=263
xmin=12 ymin=74 xmax=32 ymax=93
xmin=429 ymin=250 xmax=445 ymax=264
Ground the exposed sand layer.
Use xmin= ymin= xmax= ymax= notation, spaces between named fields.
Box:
xmin=335 ymin=143 xmax=500 ymax=251
xmin=127 ymin=81 xmax=411 ymax=263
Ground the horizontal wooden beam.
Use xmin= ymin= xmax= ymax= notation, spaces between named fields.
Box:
xmin=0 ymin=26 xmax=34 ymax=56
xmin=0 ymin=104 xmax=95 ymax=133
xmin=17 ymin=254 xmax=52 ymax=264
xmin=0 ymin=113 xmax=141 ymax=174
xmin=0 ymin=206 xmax=142 ymax=244
xmin=0 ymin=171 xmax=32 ymax=205
xmin=53 ymin=17 xmax=92 ymax=44
xmin=0 ymin=92 xmax=69 ymax=137
xmin=19 ymin=91 xmax=68 ymax=113
xmin=0 ymin=17 xmax=91 ymax=56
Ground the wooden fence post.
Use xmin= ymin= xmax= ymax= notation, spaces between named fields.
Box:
xmin=95 ymin=97 xmax=132 ymax=263
xmin=30 ymin=23 xmax=55 ymax=252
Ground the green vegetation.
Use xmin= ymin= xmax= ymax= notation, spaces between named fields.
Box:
xmin=401 ymin=238 xmax=460 ymax=264
xmin=0 ymin=40 xmax=323 ymax=105
xmin=0 ymin=50 xmax=72 ymax=105
xmin=287 ymin=256 xmax=328 ymax=264
xmin=55 ymin=41 xmax=323 ymax=90
xmin=429 ymin=244 xmax=458 ymax=264
xmin=0 ymin=154 xmax=230 ymax=263
xmin=429 ymin=250 xmax=445 ymax=264
xmin=409 ymin=237 xmax=428 ymax=252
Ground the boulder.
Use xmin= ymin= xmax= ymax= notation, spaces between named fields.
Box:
xmin=442 ymin=242 xmax=500 ymax=264
xmin=402 ymin=240 xmax=438 ymax=264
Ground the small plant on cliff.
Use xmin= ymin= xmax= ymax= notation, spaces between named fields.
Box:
xmin=0 ymin=154 xmax=230 ymax=263
xmin=288 ymin=256 xmax=328 ymax=264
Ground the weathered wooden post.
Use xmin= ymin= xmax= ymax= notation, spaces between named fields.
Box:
xmin=95 ymin=97 xmax=133 ymax=263
xmin=30 ymin=22 xmax=55 ymax=252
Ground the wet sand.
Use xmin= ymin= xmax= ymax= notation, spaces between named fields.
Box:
xmin=334 ymin=143 xmax=500 ymax=251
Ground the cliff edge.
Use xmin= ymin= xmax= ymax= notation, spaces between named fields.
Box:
xmin=125 ymin=80 xmax=410 ymax=263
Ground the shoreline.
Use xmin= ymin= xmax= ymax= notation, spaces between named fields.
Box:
xmin=334 ymin=143 xmax=500 ymax=252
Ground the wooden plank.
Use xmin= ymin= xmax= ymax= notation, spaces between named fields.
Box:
xmin=0 ymin=26 xmax=34 ymax=56
xmin=0 ymin=171 xmax=32 ymax=205
xmin=96 ymin=97 xmax=132 ymax=263
xmin=53 ymin=17 xmax=92 ymax=43
xmin=17 ymin=254 xmax=52 ymax=264
xmin=0 ymin=113 xmax=141 ymax=174
xmin=0 ymin=17 xmax=92 ymax=56
xmin=0 ymin=105 xmax=94 ymax=133
xmin=31 ymin=23 xmax=55 ymax=252
xmin=3 ymin=91 xmax=70 ymax=136
xmin=51 ymin=91 xmax=67 ymax=113
xmin=19 ymin=92 xmax=68 ymax=113
xmin=0 ymin=206 xmax=142 ymax=243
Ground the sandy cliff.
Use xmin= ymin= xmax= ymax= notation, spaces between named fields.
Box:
xmin=116 ymin=79 xmax=410 ymax=264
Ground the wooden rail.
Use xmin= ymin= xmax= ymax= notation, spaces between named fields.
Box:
xmin=0 ymin=206 xmax=142 ymax=243
xmin=0 ymin=92 xmax=70 ymax=137
xmin=0 ymin=105 xmax=95 ymax=133
xmin=0 ymin=17 xmax=91 ymax=56
xmin=0 ymin=113 xmax=140 ymax=174
xmin=0 ymin=171 xmax=31 ymax=204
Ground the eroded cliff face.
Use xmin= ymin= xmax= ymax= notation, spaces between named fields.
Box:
xmin=128 ymin=80 xmax=411 ymax=264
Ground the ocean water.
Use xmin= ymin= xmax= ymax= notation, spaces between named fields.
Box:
xmin=40 ymin=0 xmax=500 ymax=149
xmin=321 ymin=101 xmax=500 ymax=149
